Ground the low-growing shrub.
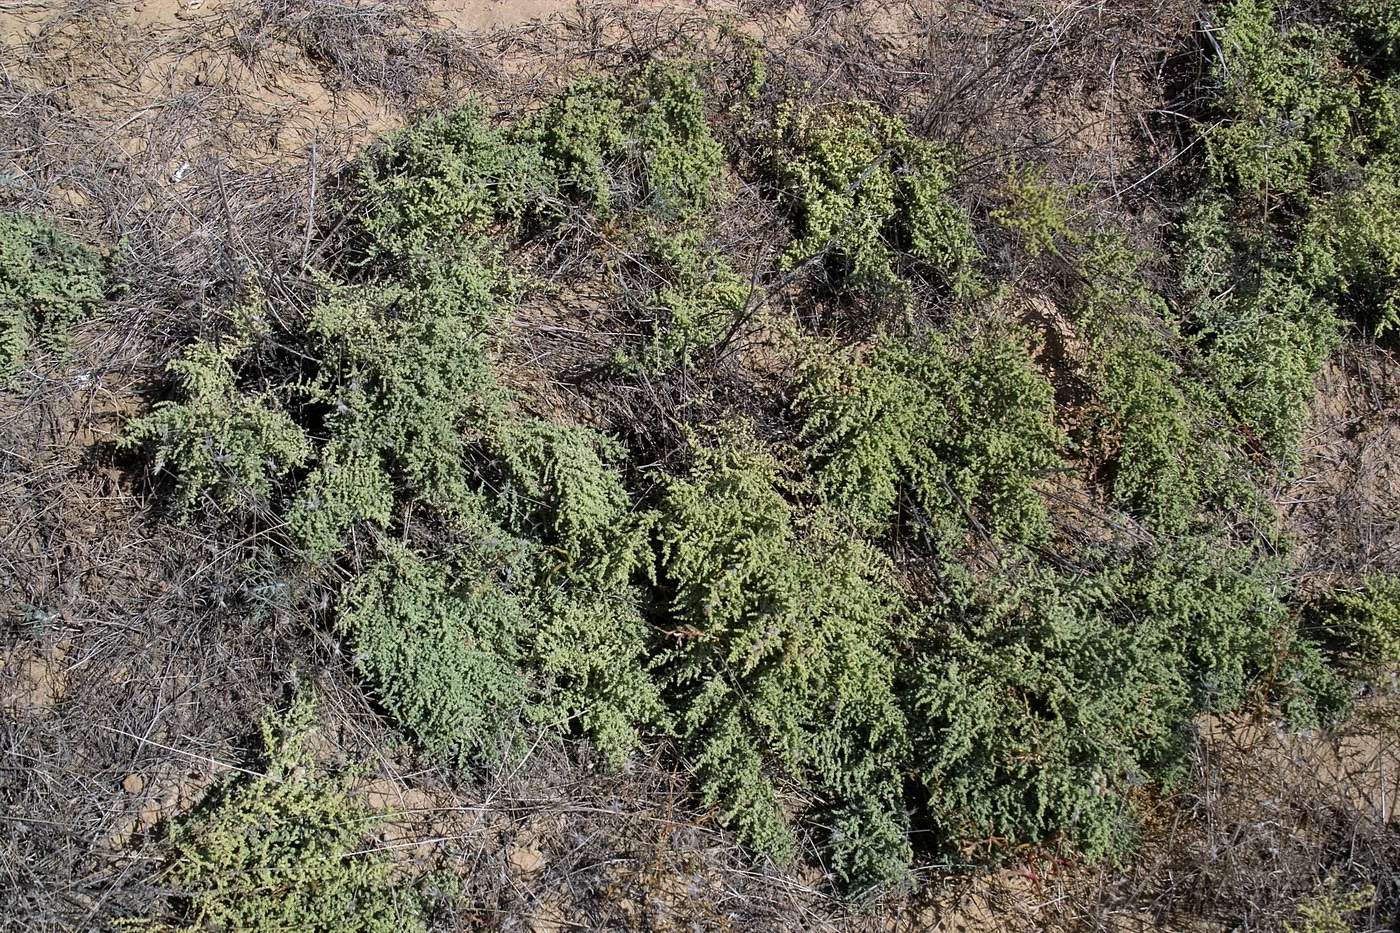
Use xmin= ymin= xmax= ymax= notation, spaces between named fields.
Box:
xmin=654 ymin=428 xmax=910 ymax=890
xmin=1304 ymin=575 xmax=1400 ymax=678
xmin=772 ymin=101 xmax=979 ymax=294
xmin=990 ymin=164 xmax=1078 ymax=259
xmin=356 ymin=99 xmax=554 ymax=263
xmin=487 ymin=417 xmax=649 ymax=589
xmin=532 ymin=585 xmax=664 ymax=768
xmin=624 ymin=227 xmax=750 ymax=372
xmin=123 ymin=339 xmax=309 ymax=518
xmin=1091 ymin=341 xmax=1205 ymax=531
xmin=134 ymin=694 xmax=427 ymax=933
xmin=340 ymin=541 xmax=536 ymax=769
xmin=1284 ymin=882 xmax=1377 ymax=933
xmin=1193 ymin=268 xmax=1338 ymax=463
xmin=1204 ymin=0 xmax=1359 ymax=200
xmin=514 ymin=61 xmax=723 ymax=218
xmin=1298 ymin=167 xmax=1400 ymax=340
xmin=288 ymin=257 xmax=504 ymax=555
xmin=0 ymin=212 xmax=105 ymax=377
xmin=799 ymin=323 xmax=1063 ymax=551
xmin=908 ymin=541 xmax=1289 ymax=857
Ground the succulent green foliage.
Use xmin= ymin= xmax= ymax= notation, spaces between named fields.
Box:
xmin=1304 ymin=575 xmax=1400 ymax=678
xmin=0 ymin=212 xmax=105 ymax=377
xmin=1349 ymin=0 xmax=1400 ymax=71
xmin=628 ymin=227 xmax=750 ymax=372
xmin=356 ymin=100 xmax=553 ymax=263
xmin=1273 ymin=633 xmax=1354 ymax=730
xmin=1205 ymin=0 xmax=1359 ymax=198
xmin=288 ymin=258 xmax=504 ymax=556
xmin=1093 ymin=342 xmax=1204 ymax=531
xmin=990 ymin=164 xmax=1077 ymax=258
xmin=1284 ymin=882 xmax=1377 ymax=933
xmin=517 ymin=79 xmax=624 ymax=213
xmin=626 ymin=61 xmax=726 ymax=216
xmin=654 ymin=430 xmax=910 ymax=890
xmin=487 ymin=417 xmax=649 ymax=589
xmin=1174 ymin=201 xmax=1338 ymax=462
xmin=515 ymin=61 xmax=723 ymax=217
xmin=1298 ymin=167 xmax=1400 ymax=339
xmin=800 ymin=325 xmax=1063 ymax=551
xmin=123 ymin=339 xmax=309 ymax=518
xmin=140 ymin=694 xmax=426 ymax=933
xmin=1060 ymin=234 xmax=1250 ymax=529
xmin=1196 ymin=270 xmax=1337 ymax=461
xmin=340 ymin=541 xmax=535 ymax=769
xmin=1192 ymin=0 xmax=1400 ymax=348
xmin=909 ymin=542 xmax=1287 ymax=857
xmin=532 ymin=586 xmax=664 ymax=768
xmin=480 ymin=417 xmax=664 ymax=765
xmin=773 ymin=102 xmax=979 ymax=294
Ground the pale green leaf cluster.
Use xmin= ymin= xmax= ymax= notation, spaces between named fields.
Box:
xmin=132 ymin=695 xmax=427 ymax=933
xmin=1205 ymin=0 xmax=1358 ymax=198
xmin=799 ymin=324 xmax=1063 ymax=551
xmin=488 ymin=417 xmax=648 ymax=588
xmin=773 ymin=102 xmax=979 ymax=294
xmin=356 ymin=99 xmax=553 ymax=262
xmin=654 ymin=429 xmax=910 ymax=890
xmin=288 ymin=257 xmax=504 ymax=556
xmin=341 ymin=541 xmax=535 ymax=769
xmin=626 ymin=227 xmax=750 ymax=372
xmin=514 ymin=61 xmax=723 ymax=217
xmin=123 ymin=339 xmax=309 ymax=518
xmin=1299 ymin=167 xmax=1400 ymax=339
xmin=0 ymin=212 xmax=104 ymax=377
xmin=989 ymin=163 xmax=1077 ymax=259
xmin=1305 ymin=575 xmax=1400 ymax=679
xmin=909 ymin=541 xmax=1286 ymax=857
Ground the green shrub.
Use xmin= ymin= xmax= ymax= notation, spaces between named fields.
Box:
xmin=1284 ymin=882 xmax=1376 ymax=933
xmin=1169 ymin=202 xmax=1337 ymax=465
xmin=654 ymin=428 xmax=910 ymax=889
xmin=532 ymin=586 xmax=664 ymax=768
xmin=1193 ymin=268 xmax=1338 ymax=463
xmin=480 ymin=417 xmax=664 ymax=765
xmin=340 ymin=541 xmax=535 ymax=770
xmin=1195 ymin=0 xmax=1400 ymax=348
xmin=990 ymin=164 xmax=1077 ymax=258
xmin=137 ymin=694 xmax=426 ymax=933
xmin=1298 ymin=166 xmax=1400 ymax=339
xmin=517 ymin=78 xmax=624 ymax=213
xmin=356 ymin=100 xmax=553 ymax=263
xmin=342 ymin=539 xmax=663 ymax=775
xmin=0 ymin=212 xmax=105 ymax=377
xmin=1305 ymin=575 xmax=1400 ymax=677
xmin=626 ymin=227 xmax=751 ymax=372
xmin=1092 ymin=342 xmax=1204 ymax=530
xmin=123 ymin=339 xmax=309 ymax=518
xmin=908 ymin=542 xmax=1288 ymax=857
xmin=1059 ymin=231 xmax=1255 ymax=529
xmin=1273 ymin=634 xmax=1354 ymax=730
xmin=909 ymin=565 xmax=1188 ymax=857
xmin=288 ymin=258 xmax=504 ymax=556
xmin=1350 ymin=0 xmax=1400 ymax=70
xmin=799 ymin=324 xmax=1062 ymax=551
xmin=514 ymin=61 xmax=723 ymax=218
xmin=1205 ymin=0 xmax=1359 ymax=199
xmin=772 ymin=102 xmax=979 ymax=294
xmin=626 ymin=61 xmax=725 ymax=216
xmin=487 ymin=417 xmax=649 ymax=589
